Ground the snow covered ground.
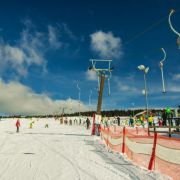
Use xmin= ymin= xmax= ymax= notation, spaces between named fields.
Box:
xmin=0 ymin=118 xmax=171 ymax=180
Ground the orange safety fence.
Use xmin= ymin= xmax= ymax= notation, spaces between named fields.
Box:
xmin=100 ymin=125 xmax=180 ymax=180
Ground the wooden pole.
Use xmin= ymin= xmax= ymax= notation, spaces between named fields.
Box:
xmin=97 ymin=74 xmax=105 ymax=115
xmin=122 ymin=127 xmax=126 ymax=153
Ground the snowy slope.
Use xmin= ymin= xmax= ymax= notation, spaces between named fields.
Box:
xmin=0 ymin=118 xmax=171 ymax=180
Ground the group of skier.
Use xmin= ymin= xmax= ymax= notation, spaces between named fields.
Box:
xmin=15 ymin=117 xmax=91 ymax=133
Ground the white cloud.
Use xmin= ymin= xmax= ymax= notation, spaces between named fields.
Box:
xmin=0 ymin=23 xmax=47 ymax=77
xmin=86 ymin=70 xmax=97 ymax=81
xmin=0 ymin=20 xmax=80 ymax=78
xmin=90 ymin=31 xmax=122 ymax=59
xmin=4 ymin=45 xmax=25 ymax=64
xmin=48 ymin=25 xmax=61 ymax=48
xmin=20 ymin=29 xmax=45 ymax=66
xmin=118 ymin=82 xmax=138 ymax=92
xmin=113 ymin=76 xmax=138 ymax=93
xmin=0 ymin=80 xmax=88 ymax=115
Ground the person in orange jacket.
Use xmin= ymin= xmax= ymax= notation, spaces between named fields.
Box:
xmin=16 ymin=119 xmax=20 ymax=132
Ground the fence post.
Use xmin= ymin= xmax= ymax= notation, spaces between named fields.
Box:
xmin=91 ymin=113 xmax=95 ymax=135
xmin=153 ymin=125 xmax=156 ymax=133
xmin=148 ymin=132 xmax=157 ymax=170
xmin=148 ymin=126 xmax=150 ymax=136
xmin=169 ymin=123 xmax=171 ymax=138
xmin=122 ymin=127 xmax=126 ymax=153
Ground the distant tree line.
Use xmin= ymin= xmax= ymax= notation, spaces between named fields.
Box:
xmin=1 ymin=107 xmax=179 ymax=118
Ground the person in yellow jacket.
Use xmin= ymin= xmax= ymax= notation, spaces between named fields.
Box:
xmin=148 ymin=114 xmax=153 ymax=126
xmin=140 ymin=115 xmax=145 ymax=128
xmin=29 ymin=121 xmax=34 ymax=129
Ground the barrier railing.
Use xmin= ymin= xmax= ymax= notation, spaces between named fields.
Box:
xmin=149 ymin=125 xmax=180 ymax=137
xmin=100 ymin=125 xmax=180 ymax=180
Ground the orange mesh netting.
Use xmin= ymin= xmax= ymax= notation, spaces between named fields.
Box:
xmin=100 ymin=125 xmax=180 ymax=180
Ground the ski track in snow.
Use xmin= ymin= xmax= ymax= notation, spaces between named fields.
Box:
xmin=32 ymin=136 xmax=83 ymax=180
xmin=0 ymin=119 xmax=171 ymax=180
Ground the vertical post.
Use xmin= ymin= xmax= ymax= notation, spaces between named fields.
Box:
xmin=154 ymin=124 xmax=156 ymax=133
xmin=76 ymin=82 xmax=81 ymax=122
xmin=160 ymin=67 xmax=166 ymax=93
xmin=89 ymin=90 xmax=92 ymax=113
xmin=79 ymin=91 xmax=80 ymax=118
xmin=144 ymin=73 xmax=149 ymax=135
xmin=97 ymin=74 xmax=105 ymax=115
xmin=91 ymin=113 xmax=95 ymax=135
xmin=144 ymin=73 xmax=148 ymax=117
xmin=122 ymin=127 xmax=126 ymax=153
xmin=148 ymin=132 xmax=157 ymax=170
xmin=169 ymin=122 xmax=171 ymax=137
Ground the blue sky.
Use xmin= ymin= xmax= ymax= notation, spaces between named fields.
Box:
xmin=0 ymin=0 xmax=179 ymax=114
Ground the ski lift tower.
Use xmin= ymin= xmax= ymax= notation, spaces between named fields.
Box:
xmin=89 ymin=59 xmax=114 ymax=115
xmin=89 ymin=59 xmax=113 ymax=136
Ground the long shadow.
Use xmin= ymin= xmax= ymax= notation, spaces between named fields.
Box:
xmin=63 ymin=133 xmax=91 ymax=137
xmin=106 ymin=162 xmax=133 ymax=166
xmin=5 ymin=131 xmax=91 ymax=137
xmin=20 ymin=132 xmax=91 ymax=137
xmin=0 ymin=152 xmax=35 ymax=155
xmin=23 ymin=132 xmax=64 ymax=135
xmin=24 ymin=152 xmax=35 ymax=155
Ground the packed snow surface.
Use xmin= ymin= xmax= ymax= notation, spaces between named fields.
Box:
xmin=0 ymin=118 xmax=171 ymax=180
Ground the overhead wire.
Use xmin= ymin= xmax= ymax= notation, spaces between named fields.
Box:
xmin=125 ymin=7 xmax=180 ymax=45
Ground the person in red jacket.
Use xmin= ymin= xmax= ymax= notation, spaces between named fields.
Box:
xmin=16 ymin=119 xmax=20 ymax=132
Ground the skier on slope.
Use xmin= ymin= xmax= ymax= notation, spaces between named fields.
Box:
xmin=16 ymin=119 xmax=20 ymax=133
xmin=29 ymin=121 xmax=34 ymax=129
xmin=86 ymin=118 xmax=91 ymax=129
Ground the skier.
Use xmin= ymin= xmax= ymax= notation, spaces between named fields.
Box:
xmin=148 ymin=113 xmax=154 ymax=126
xmin=117 ymin=116 xmax=120 ymax=126
xmin=69 ymin=119 xmax=72 ymax=125
xmin=162 ymin=109 xmax=167 ymax=126
xmin=129 ymin=116 xmax=134 ymax=127
xmin=29 ymin=121 xmax=34 ymax=129
xmin=16 ymin=119 xmax=20 ymax=133
xmin=86 ymin=118 xmax=90 ymax=129
xmin=158 ymin=118 xmax=163 ymax=127
xmin=166 ymin=107 xmax=173 ymax=126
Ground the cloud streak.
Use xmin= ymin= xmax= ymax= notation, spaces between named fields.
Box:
xmin=48 ymin=25 xmax=62 ymax=49
xmin=172 ymin=73 xmax=180 ymax=81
